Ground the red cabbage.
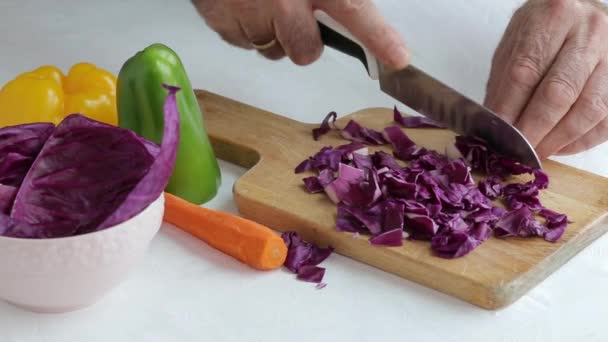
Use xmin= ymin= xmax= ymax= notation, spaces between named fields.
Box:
xmin=9 ymin=115 xmax=156 ymax=238
xmin=494 ymin=207 xmax=531 ymax=238
xmin=303 ymin=177 xmax=324 ymax=193
xmin=341 ymin=120 xmax=388 ymax=145
xmin=431 ymin=222 xmax=491 ymax=258
xmin=312 ymin=111 xmax=337 ymax=141
xmin=99 ymin=85 xmax=180 ymax=229
xmin=383 ymin=126 xmax=419 ymax=161
xmin=0 ymin=123 xmax=55 ymax=188
xmin=394 ymin=106 xmax=444 ymax=128
xmin=317 ymin=169 xmax=334 ymax=187
xmin=0 ymin=184 xmax=17 ymax=215
xmin=297 ymin=265 xmax=326 ymax=283
xmin=299 ymin=113 xmax=568 ymax=259
xmin=2 ymin=85 xmax=180 ymax=239
xmin=281 ymin=231 xmax=333 ymax=284
xmin=369 ymin=228 xmax=404 ymax=247
xmin=295 ymin=143 xmax=366 ymax=174
xmin=479 ymin=176 xmax=503 ymax=200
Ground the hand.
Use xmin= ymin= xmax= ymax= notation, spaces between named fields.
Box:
xmin=484 ymin=0 xmax=608 ymax=158
xmin=192 ymin=0 xmax=409 ymax=69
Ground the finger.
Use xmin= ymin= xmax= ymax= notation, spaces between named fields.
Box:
xmin=273 ymin=0 xmax=323 ymax=65
xmin=536 ymin=60 xmax=608 ymax=157
xmin=256 ymin=39 xmax=287 ymax=61
xmin=515 ymin=7 xmax=608 ymax=149
xmin=314 ymin=0 xmax=409 ymax=69
xmin=193 ymin=0 xmax=250 ymax=49
xmin=484 ymin=0 xmax=575 ymax=124
xmin=229 ymin=0 xmax=286 ymax=60
xmin=556 ymin=116 xmax=608 ymax=155
xmin=515 ymin=33 xmax=602 ymax=148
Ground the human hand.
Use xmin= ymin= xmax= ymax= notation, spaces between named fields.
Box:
xmin=192 ymin=0 xmax=409 ymax=69
xmin=485 ymin=0 xmax=608 ymax=158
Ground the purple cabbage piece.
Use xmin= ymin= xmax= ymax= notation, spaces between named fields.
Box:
xmin=312 ymin=111 xmax=337 ymax=141
xmin=303 ymin=177 xmax=323 ymax=193
xmin=0 ymin=123 xmax=55 ymax=187
xmin=0 ymin=184 xmax=17 ymax=215
xmin=352 ymin=152 xmax=373 ymax=170
xmin=372 ymin=151 xmax=403 ymax=172
xmin=404 ymin=214 xmax=438 ymax=240
xmin=369 ymin=228 xmax=404 ymax=247
xmin=4 ymin=85 xmax=180 ymax=239
xmin=383 ymin=200 xmax=405 ymax=231
xmin=337 ymin=203 xmax=383 ymax=234
xmin=297 ymin=265 xmax=326 ymax=283
xmin=8 ymin=115 xmax=155 ymax=238
xmin=341 ymin=120 xmax=388 ymax=145
xmin=383 ymin=126 xmax=420 ymax=161
xmin=317 ymin=169 xmax=334 ymax=187
xmin=99 ymin=85 xmax=180 ymax=229
xmin=540 ymin=209 xmax=568 ymax=242
xmin=281 ymin=231 xmax=333 ymax=283
xmin=431 ymin=222 xmax=491 ymax=258
xmin=295 ymin=143 xmax=366 ymax=174
xmin=494 ymin=207 xmax=531 ymax=238
xmin=394 ymin=106 xmax=444 ymax=128
xmin=479 ymin=176 xmax=503 ymax=200
xmin=0 ymin=213 xmax=36 ymax=237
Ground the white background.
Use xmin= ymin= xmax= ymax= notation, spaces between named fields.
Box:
xmin=1 ymin=0 xmax=608 ymax=341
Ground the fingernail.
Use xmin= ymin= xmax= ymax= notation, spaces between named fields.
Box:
xmin=388 ymin=45 xmax=410 ymax=69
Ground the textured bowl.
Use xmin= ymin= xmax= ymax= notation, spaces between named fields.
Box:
xmin=0 ymin=194 xmax=164 ymax=313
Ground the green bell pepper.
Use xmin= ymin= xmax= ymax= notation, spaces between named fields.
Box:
xmin=117 ymin=43 xmax=221 ymax=204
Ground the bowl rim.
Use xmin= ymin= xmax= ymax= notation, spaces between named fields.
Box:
xmin=0 ymin=193 xmax=164 ymax=243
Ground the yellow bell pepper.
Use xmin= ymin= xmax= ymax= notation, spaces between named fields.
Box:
xmin=0 ymin=63 xmax=118 ymax=127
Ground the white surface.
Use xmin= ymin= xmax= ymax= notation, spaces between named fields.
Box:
xmin=1 ymin=0 xmax=607 ymax=341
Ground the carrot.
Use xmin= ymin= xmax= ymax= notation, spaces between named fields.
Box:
xmin=162 ymin=192 xmax=287 ymax=271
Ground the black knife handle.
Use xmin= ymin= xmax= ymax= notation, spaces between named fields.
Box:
xmin=315 ymin=10 xmax=379 ymax=79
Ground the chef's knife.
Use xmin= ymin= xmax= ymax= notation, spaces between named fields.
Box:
xmin=315 ymin=11 xmax=542 ymax=169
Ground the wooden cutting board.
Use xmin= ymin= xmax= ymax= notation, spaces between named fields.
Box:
xmin=195 ymin=89 xmax=608 ymax=310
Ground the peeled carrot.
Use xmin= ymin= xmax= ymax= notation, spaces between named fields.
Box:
xmin=162 ymin=192 xmax=287 ymax=271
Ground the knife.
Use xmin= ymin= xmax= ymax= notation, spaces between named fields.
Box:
xmin=314 ymin=10 xmax=542 ymax=169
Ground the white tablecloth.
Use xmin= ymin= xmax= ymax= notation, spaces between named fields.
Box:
xmin=1 ymin=1 xmax=607 ymax=341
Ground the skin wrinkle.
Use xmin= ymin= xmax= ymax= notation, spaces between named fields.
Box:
xmin=483 ymin=0 xmax=608 ymax=157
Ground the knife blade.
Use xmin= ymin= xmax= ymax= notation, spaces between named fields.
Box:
xmin=315 ymin=11 xmax=542 ymax=169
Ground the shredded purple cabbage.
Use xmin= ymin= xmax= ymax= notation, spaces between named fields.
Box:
xmin=312 ymin=111 xmax=337 ymax=141
xmin=281 ymin=231 xmax=334 ymax=283
xmin=297 ymin=111 xmax=569 ymax=258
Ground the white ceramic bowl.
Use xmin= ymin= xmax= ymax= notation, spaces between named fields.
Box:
xmin=0 ymin=194 xmax=164 ymax=313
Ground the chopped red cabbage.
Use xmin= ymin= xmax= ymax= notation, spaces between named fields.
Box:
xmin=478 ymin=176 xmax=503 ymax=200
xmin=281 ymin=231 xmax=333 ymax=284
xmin=297 ymin=265 xmax=326 ymax=283
xmin=298 ymin=113 xmax=568 ymax=259
xmin=383 ymin=126 xmax=419 ymax=161
xmin=393 ymin=106 xmax=445 ymax=128
xmin=312 ymin=111 xmax=337 ymax=141
xmin=369 ymin=228 xmax=404 ymax=247
xmin=303 ymin=177 xmax=323 ymax=193
xmin=341 ymin=120 xmax=388 ymax=145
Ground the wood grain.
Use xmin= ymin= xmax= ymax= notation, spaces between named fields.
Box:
xmin=196 ymin=89 xmax=608 ymax=309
